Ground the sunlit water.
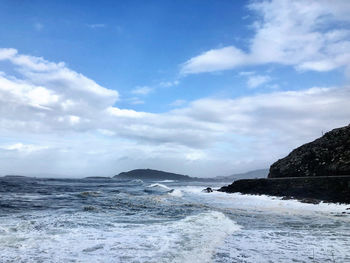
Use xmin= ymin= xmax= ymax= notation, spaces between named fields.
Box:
xmin=0 ymin=177 xmax=349 ymax=262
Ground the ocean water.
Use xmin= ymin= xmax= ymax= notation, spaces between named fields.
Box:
xmin=0 ymin=177 xmax=349 ymax=263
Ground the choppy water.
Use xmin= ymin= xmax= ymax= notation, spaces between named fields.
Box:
xmin=0 ymin=176 xmax=349 ymax=263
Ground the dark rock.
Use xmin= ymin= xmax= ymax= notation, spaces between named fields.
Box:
xmin=269 ymin=124 xmax=350 ymax=178
xmin=218 ymin=176 xmax=350 ymax=204
xmin=202 ymin=187 xmax=213 ymax=193
xmin=83 ymin=205 xmax=97 ymax=211
xmin=299 ymin=198 xmax=321 ymax=205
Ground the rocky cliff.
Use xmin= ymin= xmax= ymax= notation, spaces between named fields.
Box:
xmin=269 ymin=124 xmax=350 ymax=178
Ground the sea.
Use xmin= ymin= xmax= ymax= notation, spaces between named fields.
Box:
xmin=0 ymin=176 xmax=349 ymax=263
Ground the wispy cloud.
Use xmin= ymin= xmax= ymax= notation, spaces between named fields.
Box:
xmin=34 ymin=22 xmax=43 ymax=31
xmin=246 ymin=74 xmax=271 ymax=89
xmin=170 ymin=99 xmax=187 ymax=107
xmin=131 ymin=86 xmax=153 ymax=95
xmin=87 ymin=24 xmax=106 ymax=29
xmin=159 ymin=80 xmax=180 ymax=88
xmin=1 ymin=143 xmax=49 ymax=153
xmin=129 ymin=98 xmax=145 ymax=105
xmin=239 ymin=71 xmax=255 ymax=76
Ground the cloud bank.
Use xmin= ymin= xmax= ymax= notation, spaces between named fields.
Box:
xmin=1 ymin=48 xmax=350 ymax=177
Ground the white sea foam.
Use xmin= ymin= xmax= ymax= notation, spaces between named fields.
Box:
xmin=214 ymin=224 xmax=350 ymax=263
xmin=156 ymin=180 xmax=176 ymax=183
xmin=177 ymin=186 xmax=350 ymax=218
xmin=147 ymin=183 xmax=172 ymax=192
xmin=0 ymin=211 xmax=240 ymax=263
xmin=168 ymin=189 xmax=183 ymax=198
xmin=131 ymin=179 xmax=144 ymax=184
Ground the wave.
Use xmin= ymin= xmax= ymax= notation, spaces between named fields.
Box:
xmin=78 ymin=191 xmax=100 ymax=197
xmin=155 ymin=180 xmax=176 ymax=183
xmin=143 ymin=183 xmax=174 ymax=195
xmin=147 ymin=183 xmax=171 ymax=190
xmin=131 ymin=179 xmax=144 ymax=184
xmin=0 ymin=211 xmax=240 ymax=263
xmin=168 ymin=189 xmax=183 ymax=198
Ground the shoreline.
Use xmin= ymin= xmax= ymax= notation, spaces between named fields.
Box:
xmin=218 ymin=175 xmax=350 ymax=204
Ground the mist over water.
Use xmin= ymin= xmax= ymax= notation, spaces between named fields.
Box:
xmin=0 ymin=176 xmax=349 ymax=263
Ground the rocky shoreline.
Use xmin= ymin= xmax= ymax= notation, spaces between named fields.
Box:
xmin=218 ymin=175 xmax=350 ymax=204
xmin=219 ymin=124 xmax=350 ymax=204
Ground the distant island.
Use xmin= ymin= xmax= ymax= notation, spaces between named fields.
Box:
xmin=1 ymin=168 xmax=269 ymax=182
xmin=114 ymin=169 xmax=196 ymax=181
xmin=2 ymin=175 xmax=31 ymax=179
xmin=83 ymin=176 xmax=111 ymax=179
xmin=219 ymin=124 xmax=350 ymax=204
xmin=114 ymin=168 xmax=269 ymax=182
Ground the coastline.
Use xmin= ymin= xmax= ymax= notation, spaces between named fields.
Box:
xmin=218 ymin=175 xmax=350 ymax=204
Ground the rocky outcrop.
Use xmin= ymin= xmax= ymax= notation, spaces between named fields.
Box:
xmin=269 ymin=124 xmax=350 ymax=178
xmin=219 ymin=124 xmax=350 ymax=203
xmin=202 ymin=187 xmax=213 ymax=193
xmin=218 ymin=176 xmax=350 ymax=204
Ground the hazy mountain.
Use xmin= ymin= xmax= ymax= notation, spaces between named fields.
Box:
xmin=214 ymin=169 xmax=269 ymax=181
xmin=114 ymin=169 xmax=195 ymax=181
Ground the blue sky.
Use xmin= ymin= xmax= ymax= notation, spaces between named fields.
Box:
xmin=0 ymin=0 xmax=350 ymax=177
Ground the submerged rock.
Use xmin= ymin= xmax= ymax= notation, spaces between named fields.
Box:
xmin=83 ymin=205 xmax=97 ymax=211
xmin=202 ymin=187 xmax=213 ymax=193
xmin=269 ymin=124 xmax=350 ymax=178
xmin=78 ymin=191 xmax=100 ymax=197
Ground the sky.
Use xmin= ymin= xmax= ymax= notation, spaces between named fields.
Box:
xmin=0 ymin=0 xmax=350 ymax=178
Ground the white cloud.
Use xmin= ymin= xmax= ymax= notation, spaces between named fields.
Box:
xmin=159 ymin=80 xmax=180 ymax=87
xmin=0 ymin=48 xmax=17 ymax=60
xmin=181 ymin=46 xmax=249 ymax=74
xmin=239 ymin=71 xmax=255 ymax=76
xmin=1 ymin=143 xmax=49 ymax=153
xmin=68 ymin=115 xmax=80 ymax=125
xmin=185 ymin=150 xmax=205 ymax=161
xmin=34 ymin=23 xmax=43 ymax=31
xmin=181 ymin=0 xmax=350 ymax=74
xmin=129 ymin=97 xmax=145 ymax=105
xmin=88 ymin=24 xmax=106 ymax=29
xmin=131 ymin=86 xmax=153 ymax=95
xmin=0 ymin=48 xmax=118 ymax=113
xmin=1 ymin=48 xmax=350 ymax=177
xmin=97 ymin=129 xmax=116 ymax=136
xmin=246 ymin=74 xmax=271 ymax=89
xmin=106 ymin=107 xmax=150 ymax=118
xmin=170 ymin=99 xmax=187 ymax=107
